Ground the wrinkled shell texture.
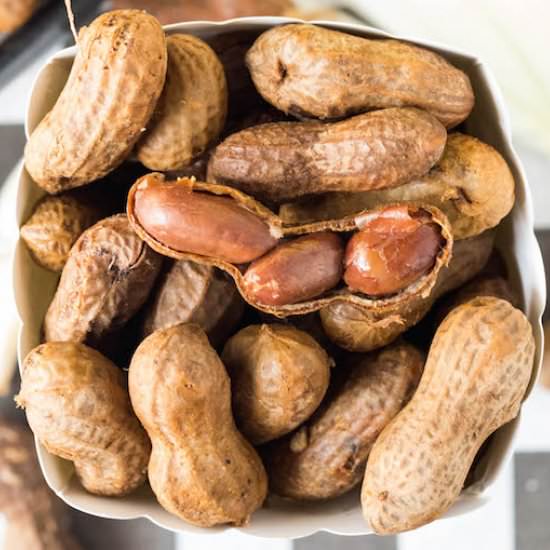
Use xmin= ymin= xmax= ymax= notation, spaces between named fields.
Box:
xmin=320 ymin=230 xmax=495 ymax=352
xmin=222 ymin=324 xmax=331 ymax=444
xmin=16 ymin=342 xmax=151 ymax=496
xmin=0 ymin=420 xmax=82 ymax=550
xmin=208 ymin=107 xmax=447 ymax=202
xmin=129 ymin=324 xmax=267 ymax=527
xmin=44 ymin=214 xmax=162 ymax=347
xmin=266 ymin=342 xmax=424 ymax=500
xmin=136 ymin=34 xmax=227 ymax=170
xmin=280 ymin=133 xmax=515 ymax=240
xmin=142 ymin=259 xmax=244 ymax=346
xmin=0 ymin=0 xmax=36 ymax=33
xmin=24 ymin=10 xmax=167 ymax=193
xmin=246 ymin=24 xmax=474 ymax=127
xmin=362 ymin=297 xmax=535 ymax=534
xmin=20 ymin=194 xmax=100 ymax=272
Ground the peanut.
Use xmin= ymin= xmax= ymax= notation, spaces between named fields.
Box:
xmin=0 ymin=0 xmax=36 ymax=33
xmin=207 ymin=107 xmax=447 ymax=203
xmin=362 ymin=297 xmax=535 ymax=534
xmin=16 ymin=342 xmax=151 ymax=496
xmin=280 ymin=133 xmax=515 ymax=240
xmin=131 ymin=174 xmax=279 ymax=263
xmin=44 ymin=214 xmax=162 ymax=348
xmin=265 ymin=342 xmax=423 ymax=500
xmin=142 ymin=260 xmax=244 ymax=347
xmin=221 ymin=324 xmax=331 ymax=444
xmin=136 ymin=34 xmax=227 ymax=171
xmin=20 ymin=193 xmax=101 ymax=272
xmin=344 ymin=207 xmax=444 ymax=296
xmin=129 ymin=324 xmax=267 ymax=527
xmin=243 ymin=232 xmax=344 ymax=306
xmin=24 ymin=10 xmax=167 ymax=193
xmin=246 ymin=24 xmax=474 ymax=127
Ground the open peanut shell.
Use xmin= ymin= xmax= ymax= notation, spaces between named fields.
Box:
xmin=127 ymin=173 xmax=453 ymax=317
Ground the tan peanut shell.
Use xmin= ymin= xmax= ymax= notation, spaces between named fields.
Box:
xmin=207 ymin=107 xmax=447 ymax=203
xmin=142 ymin=259 xmax=244 ymax=347
xmin=320 ymin=230 xmax=495 ymax=352
xmin=127 ymin=173 xmax=453 ymax=317
xmin=246 ymin=24 xmax=474 ymax=127
xmin=129 ymin=324 xmax=267 ymax=527
xmin=136 ymin=34 xmax=227 ymax=171
xmin=0 ymin=420 xmax=82 ymax=550
xmin=20 ymin=193 xmax=101 ymax=272
xmin=362 ymin=297 xmax=535 ymax=534
xmin=16 ymin=342 xmax=151 ymax=496
xmin=24 ymin=10 xmax=167 ymax=193
xmin=280 ymin=133 xmax=515 ymax=240
xmin=44 ymin=214 xmax=162 ymax=348
xmin=0 ymin=0 xmax=36 ymax=33
xmin=221 ymin=324 xmax=331 ymax=444
xmin=265 ymin=342 xmax=423 ymax=500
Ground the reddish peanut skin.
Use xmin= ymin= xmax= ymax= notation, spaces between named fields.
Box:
xmin=344 ymin=208 xmax=443 ymax=295
xmin=243 ymin=232 xmax=344 ymax=306
xmin=132 ymin=176 xmax=278 ymax=263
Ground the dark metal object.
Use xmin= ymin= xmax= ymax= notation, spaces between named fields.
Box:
xmin=0 ymin=0 xmax=102 ymax=92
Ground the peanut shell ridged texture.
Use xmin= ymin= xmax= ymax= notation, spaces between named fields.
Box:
xmin=44 ymin=214 xmax=162 ymax=347
xmin=136 ymin=34 xmax=227 ymax=171
xmin=246 ymin=24 xmax=474 ymax=127
xmin=127 ymin=173 xmax=453 ymax=318
xmin=16 ymin=342 xmax=151 ymax=496
xmin=129 ymin=324 xmax=268 ymax=527
xmin=0 ymin=420 xmax=82 ymax=550
xmin=221 ymin=324 xmax=331 ymax=444
xmin=280 ymin=133 xmax=515 ymax=240
xmin=0 ymin=0 xmax=36 ymax=33
xmin=320 ymin=231 xmax=495 ymax=352
xmin=24 ymin=10 xmax=167 ymax=193
xmin=362 ymin=297 xmax=535 ymax=534
xmin=20 ymin=194 xmax=101 ymax=272
xmin=207 ymin=107 xmax=447 ymax=203
xmin=142 ymin=260 xmax=244 ymax=347
xmin=265 ymin=342 xmax=424 ymax=500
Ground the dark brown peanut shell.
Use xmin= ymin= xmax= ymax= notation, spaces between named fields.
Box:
xmin=246 ymin=24 xmax=474 ymax=127
xmin=129 ymin=324 xmax=267 ymax=527
xmin=127 ymin=173 xmax=453 ymax=317
xmin=222 ymin=324 xmax=331 ymax=444
xmin=280 ymin=133 xmax=515 ymax=240
xmin=20 ymin=193 xmax=101 ymax=272
xmin=265 ymin=341 xmax=424 ymax=500
xmin=24 ymin=10 xmax=167 ymax=193
xmin=142 ymin=260 xmax=244 ymax=347
xmin=43 ymin=214 xmax=162 ymax=347
xmin=207 ymin=107 xmax=447 ymax=203
xmin=320 ymin=230 xmax=495 ymax=352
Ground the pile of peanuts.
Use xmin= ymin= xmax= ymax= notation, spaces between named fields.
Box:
xmin=16 ymin=10 xmax=536 ymax=534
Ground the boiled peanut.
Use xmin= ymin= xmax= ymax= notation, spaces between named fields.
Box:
xmin=344 ymin=207 xmax=444 ymax=296
xmin=136 ymin=34 xmax=227 ymax=171
xmin=24 ymin=10 xmax=167 ymax=193
xmin=0 ymin=0 xmax=36 ymax=33
xmin=362 ymin=297 xmax=535 ymax=534
xmin=265 ymin=342 xmax=423 ymax=500
xmin=20 ymin=193 xmax=101 ymax=272
xmin=246 ymin=24 xmax=474 ymax=127
xmin=221 ymin=324 xmax=331 ymax=444
xmin=207 ymin=107 xmax=447 ymax=203
xmin=131 ymin=174 xmax=279 ymax=263
xmin=243 ymin=232 xmax=344 ymax=306
xmin=44 ymin=214 xmax=162 ymax=348
xmin=142 ymin=260 xmax=244 ymax=347
xmin=16 ymin=342 xmax=151 ymax=496
xmin=129 ymin=324 xmax=267 ymax=527
xmin=280 ymin=133 xmax=515 ymax=240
